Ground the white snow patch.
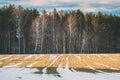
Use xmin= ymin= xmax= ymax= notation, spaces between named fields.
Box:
xmin=0 ymin=56 xmax=13 ymax=60
xmin=9 ymin=56 xmax=21 ymax=61
xmin=27 ymin=62 xmax=37 ymax=67
xmin=33 ymin=55 xmax=44 ymax=60
xmin=110 ymin=67 xmax=119 ymax=70
xmin=24 ymin=55 xmax=33 ymax=60
xmin=71 ymin=68 xmax=77 ymax=72
xmin=48 ymin=55 xmax=61 ymax=67
xmin=42 ymin=55 xmax=61 ymax=74
xmin=50 ymin=55 xmax=57 ymax=60
xmin=42 ymin=68 xmax=47 ymax=74
xmin=3 ymin=62 xmax=23 ymax=67
xmin=95 ymin=62 xmax=109 ymax=68
xmin=0 ymin=68 xmax=120 ymax=80
xmin=87 ymin=65 xmax=96 ymax=70
xmin=87 ymin=65 xmax=104 ymax=73
xmin=65 ymin=57 xmax=69 ymax=69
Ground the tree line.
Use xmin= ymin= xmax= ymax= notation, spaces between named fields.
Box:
xmin=0 ymin=5 xmax=120 ymax=54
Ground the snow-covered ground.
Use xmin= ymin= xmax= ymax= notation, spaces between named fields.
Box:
xmin=0 ymin=68 xmax=120 ymax=80
xmin=0 ymin=54 xmax=120 ymax=80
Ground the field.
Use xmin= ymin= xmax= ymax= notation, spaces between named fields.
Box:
xmin=0 ymin=54 xmax=120 ymax=80
xmin=0 ymin=54 xmax=120 ymax=71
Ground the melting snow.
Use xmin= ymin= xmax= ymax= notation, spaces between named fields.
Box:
xmin=65 ymin=57 xmax=69 ymax=69
xmin=42 ymin=68 xmax=47 ymax=74
xmin=0 ymin=68 xmax=120 ymax=80
xmin=47 ymin=55 xmax=61 ymax=67
xmin=95 ymin=62 xmax=109 ymax=67
xmin=24 ymin=55 xmax=33 ymax=60
xmin=4 ymin=62 xmax=23 ymax=67
xmin=0 ymin=56 xmax=13 ymax=60
xmin=27 ymin=62 xmax=37 ymax=67
xmin=50 ymin=55 xmax=57 ymax=60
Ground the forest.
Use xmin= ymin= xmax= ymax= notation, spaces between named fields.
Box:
xmin=0 ymin=5 xmax=120 ymax=54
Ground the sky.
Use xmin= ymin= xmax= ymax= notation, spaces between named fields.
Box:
xmin=0 ymin=0 xmax=120 ymax=15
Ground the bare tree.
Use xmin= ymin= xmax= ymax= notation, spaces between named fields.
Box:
xmin=66 ymin=14 xmax=77 ymax=53
xmin=32 ymin=10 xmax=49 ymax=53
xmin=50 ymin=9 xmax=58 ymax=53
xmin=11 ymin=6 xmax=29 ymax=54
xmin=40 ymin=10 xmax=49 ymax=53
xmin=32 ymin=16 xmax=41 ymax=54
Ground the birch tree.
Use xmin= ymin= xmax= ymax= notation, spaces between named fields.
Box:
xmin=11 ymin=6 xmax=29 ymax=54
xmin=66 ymin=14 xmax=77 ymax=53
xmin=50 ymin=9 xmax=59 ymax=53
xmin=32 ymin=16 xmax=41 ymax=54
xmin=32 ymin=10 xmax=49 ymax=53
xmin=40 ymin=10 xmax=49 ymax=53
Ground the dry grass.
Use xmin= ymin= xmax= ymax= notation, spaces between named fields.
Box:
xmin=0 ymin=54 xmax=120 ymax=70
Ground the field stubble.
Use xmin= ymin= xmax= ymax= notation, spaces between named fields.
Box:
xmin=0 ymin=54 xmax=120 ymax=71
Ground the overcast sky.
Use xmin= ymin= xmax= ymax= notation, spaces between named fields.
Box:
xmin=0 ymin=0 xmax=120 ymax=15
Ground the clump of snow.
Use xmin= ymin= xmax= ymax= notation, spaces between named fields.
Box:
xmin=4 ymin=62 xmax=23 ymax=67
xmin=27 ymin=62 xmax=37 ymax=67
xmin=24 ymin=55 xmax=33 ymax=60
